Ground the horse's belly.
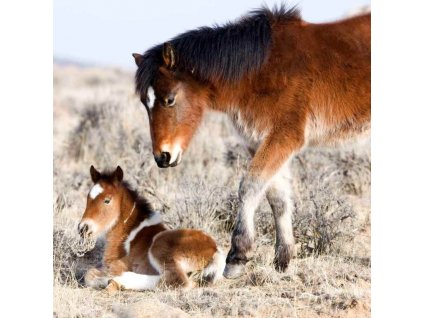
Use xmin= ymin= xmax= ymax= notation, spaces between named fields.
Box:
xmin=305 ymin=116 xmax=370 ymax=148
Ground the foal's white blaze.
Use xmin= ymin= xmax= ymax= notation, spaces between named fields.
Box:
xmin=123 ymin=212 xmax=162 ymax=254
xmin=147 ymin=86 xmax=156 ymax=109
xmin=89 ymin=184 xmax=103 ymax=199
xmin=113 ymin=272 xmax=161 ymax=290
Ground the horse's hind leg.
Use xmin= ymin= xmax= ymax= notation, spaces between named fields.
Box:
xmin=149 ymin=246 xmax=193 ymax=289
xmin=266 ymin=164 xmax=295 ymax=272
xmin=163 ymin=262 xmax=193 ymax=289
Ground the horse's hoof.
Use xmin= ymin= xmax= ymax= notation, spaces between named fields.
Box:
xmin=274 ymin=244 xmax=294 ymax=272
xmin=273 ymin=259 xmax=289 ymax=272
xmin=223 ymin=263 xmax=245 ymax=279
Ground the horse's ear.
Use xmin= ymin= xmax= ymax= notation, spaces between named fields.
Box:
xmin=132 ymin=53 xmax=143 ymax=67
xmin=162 ymin=42 xmax=176 ymax=69
xmin=90 ymin=165 xmax=101 ymax=183
xmin=114 ymin=166 xmax=124 ymax=183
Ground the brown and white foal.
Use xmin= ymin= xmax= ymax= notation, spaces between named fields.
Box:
xmin=78 ymin=166 xmax=225 ymax=291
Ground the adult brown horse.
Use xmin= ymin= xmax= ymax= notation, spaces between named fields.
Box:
xmin=132 ymin=5 xmax=370 ymax=278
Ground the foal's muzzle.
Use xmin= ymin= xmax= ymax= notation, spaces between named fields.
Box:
xmin=78 ymin=222 xmax=92 ymax=238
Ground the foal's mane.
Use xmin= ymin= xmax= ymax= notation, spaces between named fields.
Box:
xmin=135 ymin=5 xmax=300 ymax=98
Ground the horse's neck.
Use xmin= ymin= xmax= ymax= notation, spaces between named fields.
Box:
xmin=210 ymin=84 xmax=244 ymax=114
xmin=103 ymin=189 xmax=144 ymax=264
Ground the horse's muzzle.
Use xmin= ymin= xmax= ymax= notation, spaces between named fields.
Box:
xmin=154 ymin=151 xmax=181 ymax=168
xmin=154 ymin=152 xmax=171 ymax=168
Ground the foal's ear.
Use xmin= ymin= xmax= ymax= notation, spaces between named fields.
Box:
xmin=90 ymin=165 xmax=101 ymax=183
xmin=132 ymin=53 xmax=143 ymax=67
xmin=114 ymin=166 xmax=124 ymax=183
xmin=162 ymin=42 xmax=176 ymax=69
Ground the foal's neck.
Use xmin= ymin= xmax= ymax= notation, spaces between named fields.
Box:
xmin=103 ymin=187 xmax=150 ymax=263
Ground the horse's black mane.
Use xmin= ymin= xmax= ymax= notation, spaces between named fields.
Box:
xmin=135 ymin=5 xmax=300 ymax=98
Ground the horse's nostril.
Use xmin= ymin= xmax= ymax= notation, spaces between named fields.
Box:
xmin=162 ymin=152 xmax=171 ymax=163
xmin=154 ymin=152 xmax=172 ymax=168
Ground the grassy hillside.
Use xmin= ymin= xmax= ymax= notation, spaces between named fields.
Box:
xmin=53 ymin=65 xmax=370 ymax=318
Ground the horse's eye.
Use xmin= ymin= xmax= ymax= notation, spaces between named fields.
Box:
xmin=165 ymin=95 xmax=176 ymax=107
xmin=104 ymin=198 xmax=111 ymax=204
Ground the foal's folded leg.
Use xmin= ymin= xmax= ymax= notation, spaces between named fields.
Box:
xmin=109 ymin=272 xmax=161 ymax=291
xmin=84 ymin=267 xmax=110 ymax=289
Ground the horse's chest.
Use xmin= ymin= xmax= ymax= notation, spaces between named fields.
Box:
xmin=231 ymin=111 xmax=267 ymax=147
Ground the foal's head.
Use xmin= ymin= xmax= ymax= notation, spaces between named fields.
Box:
xmin=78 ymin=166 xmax=125 ymax=239
xmin=133 ymin=43 xmax=209 ymax=168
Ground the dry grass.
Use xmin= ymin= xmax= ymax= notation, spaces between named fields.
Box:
xmin=53 ymin=65 xmax=370 ymax=318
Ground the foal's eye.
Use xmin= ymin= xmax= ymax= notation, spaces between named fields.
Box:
xmin=104 ymin=198 xmax=111 ymax=204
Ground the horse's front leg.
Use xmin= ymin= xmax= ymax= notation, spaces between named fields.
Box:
xmin=266 ymin=164 xmax=295 ymax=272
xmin=224 ymin=130 xmax=303 ymax=278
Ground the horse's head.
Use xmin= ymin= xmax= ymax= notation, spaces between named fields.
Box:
xmin=133 ymin=43 xmax=209 ymax=168
xmin=78 ymin=166 xmax=124 ymax=240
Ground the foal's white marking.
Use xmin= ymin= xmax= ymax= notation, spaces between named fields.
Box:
xmin=123 ymin=212 xmax=162 ymax=254
xmin=178 ymin=258 xmax=192 ymax=273
xmin=89 ymin=184 xmax=103 ymax=199
xmin=113 ymin=272 xmax=161 ymax=290
xmin=147 ymin=86 xmax=156 ymax=109
xmin=203 ymin=248 xmax=226 ymax=283
xmin=148 ymin=248 xmax=163 ymax=274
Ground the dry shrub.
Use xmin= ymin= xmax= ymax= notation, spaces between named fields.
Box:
xmin=293 ymin=178 xmax=356 ymax=257
xmin=291 ymin=147 xmax=370 ymax=257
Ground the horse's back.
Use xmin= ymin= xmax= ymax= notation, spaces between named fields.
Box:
xmin=266 ymin=13 xmax=371 ymax=147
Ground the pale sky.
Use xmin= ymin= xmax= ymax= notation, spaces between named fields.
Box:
xmin=54 ymin=0 xmax=370 ymax=70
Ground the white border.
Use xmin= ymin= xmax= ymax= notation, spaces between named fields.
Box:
xmin=372 ymin=1 xmax=423 ymax=317
xmin=0 ymin=0 xmax=52 ymax=316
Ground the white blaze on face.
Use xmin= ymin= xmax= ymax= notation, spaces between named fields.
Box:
xmin=89 ymin=184 xmax=103 ymax=199
xmin=147 ymin=86 xmax=156 ymax=109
